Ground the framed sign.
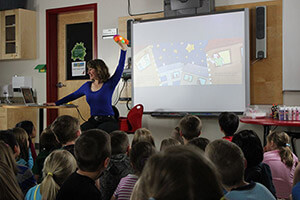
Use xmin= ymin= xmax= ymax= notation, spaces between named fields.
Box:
xmin=66 ymin=22 xmax=93 ymax=80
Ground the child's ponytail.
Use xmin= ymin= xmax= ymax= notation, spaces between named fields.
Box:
xmin=267 ymin=131 xmax=294 ymax=168
xmin=40 ymin=150 xmax=76 ymax=200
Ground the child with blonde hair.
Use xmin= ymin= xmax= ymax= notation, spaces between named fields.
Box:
xmin=132 ymin=128 xmax=155 ymax=147
xmin=25 ymin=150 xmax=77 ymax=200
xmin=263 ymin=131 xmax=298 ymax=199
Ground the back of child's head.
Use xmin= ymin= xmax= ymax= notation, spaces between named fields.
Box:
xmin=130 ymin=141 xmax=156 ymax=176
xmin=110 ymin=130 xmax=129 ymax=155
xmin=12 ymin=127 xmax=29 ymax=162
xmin=40 ymin=127 xmax=62 ymax=152
xmin=179 ymin=115 xmax=202 ymax=141
xmin=132 ymin=128 xmax=155 ymax=147
xmin=40 ymin=149 xmax=77 ymax=200
xmin=218 ymin=112 xmax=239 ymax=136
xmin=267 ymin=131 xmax=294 ymax=168
xmin=232 ymin=129 xmax=263 ymax=168
xmin=187 ymin=137 xmax=210 ymax=151
xmin=0 ymin=130 xmax=18 ymax=154
xmin=0 ymin=161 xmax=23 ymax=200
xmin=206 ymin=139 xmax=245 ymax=188
xmin=131 ymin=145 xmax=223 ymax=200
xmin=15 ymin=120 xmax=35 ymax=137
xmin=160 ymin=137 xmax=181 ymax=151
xmin=75 ymin=129 xmax=111 ymax=172
xmin=50 ymin=115 xmax=80 ymax=145
xmin=0 ymin=141 xmax=18 ymax=174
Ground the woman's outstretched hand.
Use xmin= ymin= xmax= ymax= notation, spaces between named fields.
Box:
xmin=113 ymin=35 xmax=128 ymax=51
xmin=117 ymin=41 xmax=128 ymax=51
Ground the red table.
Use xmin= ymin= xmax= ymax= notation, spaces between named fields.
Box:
xmin=240 ymin=117 xmax=300 ymax=154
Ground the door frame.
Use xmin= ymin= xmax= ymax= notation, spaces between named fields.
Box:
xmin=46 ymin=3 xmax=97 ymax=125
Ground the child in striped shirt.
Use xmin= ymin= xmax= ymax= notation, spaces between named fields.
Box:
xmin=111 ymin=141 xmax=156 ymax=200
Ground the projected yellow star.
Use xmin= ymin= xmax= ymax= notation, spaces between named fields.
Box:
xmin=186 ymin=44 xmax=194 ymax=53
xmin=174 ymin=49 xmax=178 ymax=54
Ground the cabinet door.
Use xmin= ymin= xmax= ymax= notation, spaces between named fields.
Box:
xmin=1 ymin=9 xmax=20 ymax=59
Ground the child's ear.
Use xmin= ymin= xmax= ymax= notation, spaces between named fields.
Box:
xmin=126 ymin=146 xmax=131 ymax=155
xmin=76 ymin=130 xmax=81 ymax=137
xmin=14 ymin=145 xmax=20 ymax=157
xmin=179 ymin=131 xmax=183 ymax=137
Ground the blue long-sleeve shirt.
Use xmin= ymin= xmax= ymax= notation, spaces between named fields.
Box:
xmin=55 ymin=50 xmax=126 ymax=116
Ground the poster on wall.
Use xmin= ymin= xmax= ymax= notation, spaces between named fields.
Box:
xmin=66 ymin=22 xmax=93 ymax=80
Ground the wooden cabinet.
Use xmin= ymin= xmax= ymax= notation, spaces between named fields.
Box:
xmin=0 ymin=106 xmax=37 ymax=130
xmin=0 ymin=9 xmax=36 ymax=60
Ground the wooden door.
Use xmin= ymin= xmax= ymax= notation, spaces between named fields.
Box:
xmin=56 ymin=10 xmax=94 ymax=123
xmin=46 ymin=4 xmax=97 ymax=125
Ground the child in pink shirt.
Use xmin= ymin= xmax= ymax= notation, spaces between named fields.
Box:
xmin=263 ymin=131 xmax=298 ymax=199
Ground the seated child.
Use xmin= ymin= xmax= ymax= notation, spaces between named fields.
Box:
xmin=218 ymin=112 xmax=239 ymax=142
xmin=131 ymin=145 xmax=224 ymax=200
xmin=12 ymin=127 xmax=33 ymax=169
xmin=0 ymin=161 xmax=24 ymax=200
xmin=50 ymin=115 xmax=81 ymax=156
xmin=263 ymin=131 xmax=298 ymax=199
xmin=0 ymin=135 xmax=36 ymax=195
xmin=178 ymin=114 xmax=202 ymax=144
xmin=232 ymin=130 xmax=276 ymax=197
xmin=99 ymin=130 xmax=133 ymax=200
xmin=32 ymin=127 xmax=61 ymax=183
xmin=112 ymin=141 xmax=156 ymax=200
xmin=187 ymin=137 xmax=210 ymax=151
xmin=56 ymin=129 xmax=111 ymax=200
xmin=206 ymin=139 xmax=275 ymax=200
xmin=16 ymin=120 xmax=37 ymax=162
xmin=132 ymin=128 xmax=155 ymax=147
xmin=160 ymin=137 xmax=181 ymax=151
xmin=25 ymin=150 xmax=77 ymax=200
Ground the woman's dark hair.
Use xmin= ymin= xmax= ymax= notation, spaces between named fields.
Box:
xmin=87 ymin=59 xmax=110 ymax=82
xmin=232 ymin=130 xmax=263 ymax=168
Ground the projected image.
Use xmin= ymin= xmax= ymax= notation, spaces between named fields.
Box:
xmin=134 ymin=38 xmax=243 ymax=87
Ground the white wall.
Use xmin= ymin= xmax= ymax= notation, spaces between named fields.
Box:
xmin=2 ymin=0 xmax=300 ymax=153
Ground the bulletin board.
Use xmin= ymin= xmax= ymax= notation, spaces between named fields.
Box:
xmin=66 ymin=22 xmax=93 ymax=80
xmin=118 ymin=0 xmax=282 ymax=105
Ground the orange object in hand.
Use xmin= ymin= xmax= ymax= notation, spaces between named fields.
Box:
xmin=113 ymin=35 xmax=129 ymax=45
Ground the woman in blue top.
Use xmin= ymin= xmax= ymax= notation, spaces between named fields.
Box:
xmin=46 ymin=42 xmax=127 ymax=132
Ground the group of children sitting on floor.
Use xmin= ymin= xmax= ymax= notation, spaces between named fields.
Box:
xmin=0 ymin=112 xmax=299 ymax=200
